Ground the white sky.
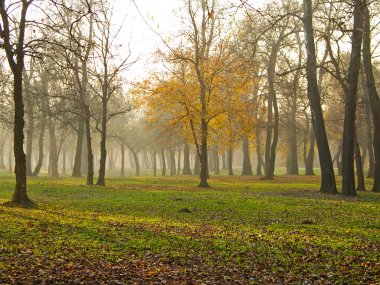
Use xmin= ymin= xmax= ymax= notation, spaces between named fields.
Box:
xmin=111 ymin=0 xmax=267 ymax=81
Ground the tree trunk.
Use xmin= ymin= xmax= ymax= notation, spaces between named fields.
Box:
xmin=228 ymin=146 xmax=233 ymax=176
xmin=24 ymin=69 xmax=34 ymax=176
xmin=362 ymin=4 xmax=380 ymax=192
xmin=84 ymin=105 xmax=94 ymax=185
xmin=96 ymin=100 xmax=107 ymax=186
xmin=303 ymin=0 xmax=337 ymax=194
xmin=355 ymin=131 xmax=365 ymax=191
xmin=198 ymin=118 xmax=209 ymax=187
xmin=221 ymin=152 xmax=227 ymax=170
xmin=182 ymin=143 xmax=192 ymax=175
xmin=242 ymin=136 xmax=253 ymax=175
xmin=48 ymin=123 xmax=59 ymax=177
xmin=169 ymin=148 xmax=176 ymax=176
xmin=305 ymin=129 xmax=315 ymax=175
xmin=32 ymin=117 xmax=46 ymax=177
xmin=213 ymin=145 xmax=219 ymax=175
xmin=11 ymin=69 xmax=32 ymax=205
xmin=72 ymin=119 xmax=84 ymax=177
xmin=161 ymin=149 xmax=166 ymax=176
xmin=342 ymin=1 xmax=364 ymax=196
xmin=132 ymin=151 xmax=140 ymax=176
xmin=193 ymin=150 xmax=200 ymax=176
xmin=62 ymin=148 xmax=66 ymax=175
xmin=256 ymin=127 xmax=263 ymax=176
xmin=120 ymin=142 xmax=125 ymax=177
xmin=153 ymin=151 xmax=157 ymax=176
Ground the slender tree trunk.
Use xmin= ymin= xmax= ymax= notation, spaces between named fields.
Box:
xmin=242 ymin=136 xmax=253 ymax=175
xmin=120 ymin=142 xmax=125 ymax=177
xmin=303 ymin=0 xmax=337 ymax=194
xmin=228 ymin=146 xmax=233 ymax=176
xmin=342 ymin=1 xmax=364 ymax=196
xmin=199 ymin=118 xmax=209 ymax=187
xmin=194 ymin=150 xmax=200 ymax=176
xmin=62 ymin=148 xmax=66 ymax=175
xmin=153 ymin=151 xmax=157 ymax=176
xmin=169 ymin=148 xmax=176 ymax=176
xmin=48 ymin=123 xmax=59 ymax=177
xmin=24 ymin=69 xmax=34 ymax=176
xmin=256 ymin=127 xmax=263 ymax=175
xmin=32 ymin=117 xmax=46 ymax=176
xmin=363 ymin=4 xmax=380 ymax=192
xmin=305 ymin=129 xmax=315 ymax=175
xmin=221 ymin=152 xmax=227 ymax=170
xmin=8 ymin=143 xmax=12 ymax=174
xmin=355 ymin=131 xmax=365 ymax=191
xmin=182 ymin=143 xmax=192 ymax=175
xmin=84 ymin=105 xmax=94 ymax=185
xmin=96 ymin=100 xmax=107 ymax=186
xmin=213 ymin=145 xmax=219 ymax=175
xmin=161 ymin=149 xmax=166 ymax=176
xmin=72 ymin=119 xmax=84 ymax=177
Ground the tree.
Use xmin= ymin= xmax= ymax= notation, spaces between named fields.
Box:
xmin=302 ymin=0 xmax=338 ymax=194
xmin=0 ymin=0 xmax=34 ymax=206
xmin=362 ymin=2 xmax=380 ymax=193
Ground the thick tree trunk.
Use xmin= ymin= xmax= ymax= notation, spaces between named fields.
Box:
xmin=182 ymin=143 xmax=192 ymax=175
xmin=213 ymin=145 xmax=219 ymax=175
xmin=12 ymin=70 xmax=32 ymax=205
xmin=132 ymin=151 xmax=140 ymax=176
xmin=242 ymin=136 xmax=253 ymax=175
xmin=72 ymin=119 xmax=84 ymax=177
xmin=305 ymin=129 xmax=315 ymax=175
xmin=303 ymin=0 xmax=337 ymax=194
xmin=342 ymin=2 xmax=364 ymax=196
xmin=363 ymin=4 xmax=380 ymax=192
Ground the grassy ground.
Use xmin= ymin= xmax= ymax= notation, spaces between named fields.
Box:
xmin=0 ymin=173 xmax=379 ymax=284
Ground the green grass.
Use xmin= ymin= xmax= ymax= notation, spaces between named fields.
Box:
xmin=0 ymin=173 xmax=379 ymax=284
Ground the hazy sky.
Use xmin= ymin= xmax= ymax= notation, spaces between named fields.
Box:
xmin=112 ymin=0 xmax=267 ymax=81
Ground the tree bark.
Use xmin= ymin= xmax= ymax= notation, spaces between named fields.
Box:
xmin=161 ymin=149 xmax=166 ymax=176
xmin=32 ymin=117 xmax=46 ymax=177
xmin=96 ymin=98 xmax=107 ymax=186
xmin=355 ymin=131 xmax=365 ymax=191
xmin=362 ymin=3 xmax=380 ymax=192
xmin=120 ymin=142 xmax=125 ymax=177
xmin=341 ymin=1 xmax=364 ymax=196
xmin=242 ymin=136 xmax=253 ymax=175
xmin=305 ymin=129 xmax=315 ymax=175
xmin=303 ymin=0 xmax=338 ymax=194
xmin=182 ymin=143 xmax=192 ymax=175
xmin=72 ymin=119 xmax=84 ymax=177
xmin=24 ymin=68 xmax=34 ymax=176
xmin=228 ymin=146 xmax=233 ymax=176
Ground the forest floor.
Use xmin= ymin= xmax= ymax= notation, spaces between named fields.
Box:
xmin=0 ymin=173 xmax=379 ymax=284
